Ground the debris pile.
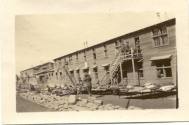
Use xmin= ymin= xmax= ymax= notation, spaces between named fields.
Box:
xmin=124 ymin=83 xmax=176 ymax=93
xmin=94 ymin=82 xmax=176 ymax=96
xmin=18 ymin=92 xmax=125 ymax=111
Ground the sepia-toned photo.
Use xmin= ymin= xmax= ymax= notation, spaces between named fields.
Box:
xmin=2 ymin=0 xmax=189 ymax=124
xmin=15 ymin=13 xmax=178 ymax=112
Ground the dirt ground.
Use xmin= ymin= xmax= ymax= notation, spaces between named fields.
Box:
xmin=16 ymin=94 xmax=54 ymax=112
xmin=79 ymin=94 xmax=177 ymax=109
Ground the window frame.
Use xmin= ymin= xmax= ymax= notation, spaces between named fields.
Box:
xmin=137 ymin=61 xmax=144 ymax=78
xmin=92 ymin=48 xmax=97 ymax=60
xmin=84 ymin=50 xmax=87 ymax=61
xmin=152 ymin=26 xmax=169 ymax=47
xmin=103 ymin=44 xmax=108 ymax=58
xmin=93 ymin=67 xmax=98 ymax=79
xmin=76 ymin=53 xmax=79 ymax=61
xmin=154 ymin=59 xmax=172 ymax=78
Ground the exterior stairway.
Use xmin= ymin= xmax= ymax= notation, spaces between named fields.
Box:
xmin=100 ymin=48 xmax=143 ymax=88
xmin=100 ymin=72 xmax=111 ymax=88
xmin=100 ymin=50 xmax=123 ymax=87
xmin=63 ymin=65 xmax=77 ymax=87
xmin=110 ymin=51 xmax=123 ymax=80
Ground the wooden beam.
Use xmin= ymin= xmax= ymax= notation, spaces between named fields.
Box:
xmin=131 ymin=48 xmax=137 ymax=85
xmin=120 ymin=62 xmax=123 ymax=84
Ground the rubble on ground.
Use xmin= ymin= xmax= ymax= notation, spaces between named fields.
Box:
xmin=18 ymin=92 xmax=126 ymax=111
xmin=17 ymin=81 xmax=176 ymax=111
xmin=159 ymin=85 xmax=176 ymax=91
xmin=126 ymin=82 xmax=176 ymax=93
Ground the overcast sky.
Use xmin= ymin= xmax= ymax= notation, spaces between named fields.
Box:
xmin=15 ymin=12 xmax=175 ymax=74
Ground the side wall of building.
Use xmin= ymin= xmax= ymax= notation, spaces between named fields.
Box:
xmin=36 ymin=19 xmax=176 ymax=88
xmin=140 ymin=24 xmax=176 ymax=86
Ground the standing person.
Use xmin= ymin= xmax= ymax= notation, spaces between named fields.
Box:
xmin=125 ymin=41 xmax=130 ymax=54
xmin=76 ymin=76 xmax=83 ymax=95
xmin=83 ymin=72 xmax=92 ymax=96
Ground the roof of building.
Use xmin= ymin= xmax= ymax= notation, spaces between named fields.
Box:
xmin=53 ymin=18 xmax=176 ymax=61
xmin=21 ymin=62 xmax=54 ymax=72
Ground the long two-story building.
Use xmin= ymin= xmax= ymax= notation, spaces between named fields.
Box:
xmin=52 ymin=18 xmax=176 ymax=88
xmin=20 ymin=18 xmax=176 ymax=89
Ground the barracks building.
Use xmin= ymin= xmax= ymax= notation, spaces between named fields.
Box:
xmin=20 ymin=18 xmax=176 ymax=88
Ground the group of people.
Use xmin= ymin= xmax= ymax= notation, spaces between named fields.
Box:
xmin=120 ymin=41 xmax=141 ymax=56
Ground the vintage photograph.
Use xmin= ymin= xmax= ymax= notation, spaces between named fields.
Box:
xmin=15 ymin=12 xmax=178 ymax=112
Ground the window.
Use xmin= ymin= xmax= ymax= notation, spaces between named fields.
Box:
xmin=69 ymin=55 xmax=72 ymax=62
xmin=76 ymin=69 xmax=80 ymax=74
xmin=104 ymin=66 xmax=110 ymax=74
xmin=93 ymin=67 xmax=98 ymax=79
xmin=58 ymin=60 xmax=61 ymax=67
xmin=115 ymin=40 xmax=120 ymax=55
xmin=137 ymin=61 xmax=143 ymax=78
xmin=55 ymin=72 xmax=58 ymax=79
xmin=135 ymin=37 xmax=140 ymax=46
xmin=55 ymin=62 xmax=57 ymax=68
xmin=42 ymin=67 xmax=47 ymax=70
xmin=76 ymin=53 xmax=79 ymax=61
xmin=152 ymin=26 xmax=168 ymax=47
xmin=83 ymin=68 xmax=89 ymax=73
xmin=120 ymin=39 xmax=124 ymax=45
xmin=84 ymin=50 xmax=87 ymax=61
xmin=115 ymin=41 xmax=118 ymax=47
xmin=134 ymin=37 xmax=141 ymax=54
xmin=104 ymin=44 xmax=108 ymax=57
xmin=70 ymin=71 xmax=74 ymax=77
xmin=64 ymin=58 xmax=68 ymax=65
xmin=76 ymin=70 xmax=80 ymax=80
xmin=160 ymin=26 xmax=167 ymax=34
xmin=115 ymin=40 xmax=121 ymax=48
xmin=155 ymin=59 xmax=172 ymax=78
xmin=92 ymin=48 xmax=96 ymax=60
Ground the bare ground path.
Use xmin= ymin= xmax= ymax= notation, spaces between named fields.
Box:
xmin=16 ymin=94 xmax=54 ymax=112
xmin=79 ymin=94 xmax=176 ymax=109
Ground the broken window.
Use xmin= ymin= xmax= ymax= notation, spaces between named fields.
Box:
xmin=152 ymin=26 xmax=168 ymax=47
xmin=155 ymin=59 xmax=172 ymax=78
